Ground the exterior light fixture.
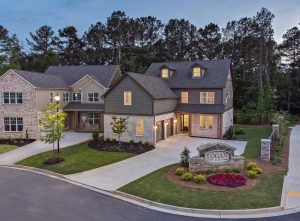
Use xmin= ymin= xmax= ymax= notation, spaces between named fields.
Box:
xmin=174 ymin=119 xmax=177 ymax=123
xmin=154 ymin=125 xmax=158 ymax=129
xmin=165 ymin=122 xmax=168 ymax=126
xmin=54 ymin=95 xmax=61 ymax=102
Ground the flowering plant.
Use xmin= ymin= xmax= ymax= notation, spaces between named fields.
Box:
xmin=207 ymin=173 xmax=247 ymax=188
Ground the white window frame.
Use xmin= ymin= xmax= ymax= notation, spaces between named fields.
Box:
xmin=88 ymin=113 xmax=99 ymax=125
xmin=3 ymin=92 xmax=22 ymax=104
xmin=88 ymin=92 xmax=99 ymax=102
xmin=124 ymin=91 xmax=132 ymax=106
xmin=4 ymin=117 xmax=23 ymax=132
xmin=193 ymin=67 xmax=202 ymax=78
xmin=136 ymin=118 xmax=144 ymax=136
xmin=49 ymin=92 xmax=54 ymax=103
xmin=72 ymin=92 xmax=81 ymax=102
xmin=199 ymin=115 xmax=214 ymax=129
xmin=161 ymin=68 xmax=169 ymax=78
xmin=200 ymin=92 xmax=215 ymax=104
xmin=181 ymin=91 xmax=189 ymax=103
xmin=62 ymin=92 xmax=69 ymax=102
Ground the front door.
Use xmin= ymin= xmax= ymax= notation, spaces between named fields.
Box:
xmin=180 ymin=114 xmax=189 ymax=132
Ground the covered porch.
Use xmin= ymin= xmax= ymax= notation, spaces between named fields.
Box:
xmin=63 ymin=102 xmax=104 ymax=132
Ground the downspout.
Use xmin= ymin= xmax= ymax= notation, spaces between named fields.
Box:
xmin=152 ymin=99 xmax=156 ymax=147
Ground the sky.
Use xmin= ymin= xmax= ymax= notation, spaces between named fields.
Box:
xmin=0 ymin=0 xmax=299 ymax=50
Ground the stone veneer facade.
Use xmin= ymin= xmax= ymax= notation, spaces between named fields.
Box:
xmin=0 ymin=70 xmax=40 ymax=139
xmin=104 ymin=114 xmax=155 ymax=144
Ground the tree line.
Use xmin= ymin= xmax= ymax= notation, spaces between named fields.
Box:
xmin=0 ymin=8 xmax=299 ymax=114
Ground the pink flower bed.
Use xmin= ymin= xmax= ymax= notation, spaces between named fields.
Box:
xmin=207 ymin=173 xmax=247 ymax=188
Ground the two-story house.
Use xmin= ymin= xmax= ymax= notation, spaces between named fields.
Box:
xmin=0 ymin=65 xmax=121 ymax=139
xmin=103 ymin=59 xmax=233 ymax=145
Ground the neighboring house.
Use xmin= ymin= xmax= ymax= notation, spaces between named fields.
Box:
xmin=103 ymin=59 xmax=233 ymax=145
xmin=0 ymin=65 xmax=121 ymax=139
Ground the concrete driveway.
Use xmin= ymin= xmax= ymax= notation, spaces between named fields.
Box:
xmin=66 ymin=135 xmax=247 ymax=191
xmin=0 ymin=132 xmax=92 ymax=165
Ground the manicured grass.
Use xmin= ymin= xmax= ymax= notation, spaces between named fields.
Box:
xmin=0 ymin=144 xmax=17 ymax=154
xmin=235 ymin=125 xmax=272 ymax=159
xmin=120 ymin=165 xmax=285 ymax=210
xmin=17 ymin=141 xmax=135 ymax=175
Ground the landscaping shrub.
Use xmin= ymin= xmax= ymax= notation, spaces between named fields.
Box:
xmin=225 ymin=168 xmax=233 ymax=173
xmin=272 ymin=155 xmax=282 ymax=165
xmin=252 ymin=167 xmax=263 ymax=175
xmin=180 ymin=147 xmax=190 ymax=167
xmin=247 ymin=170 xmax=258 ymax=179
xmin=106 ymin=138 xmax=111 ymax=142
xmin=225 ymin=126 xmax=234 ymax=139
xmin=43 ymin=157 xmax=64 ymax=165
xmin=175 ymin=167 xmax=185 ymax=176
xmin=206 ymin=169 xmax=214 ymax=175
xmin=247 ymin=162 xmax=257 ymax=170
xmin=129 ymin=140 xmax=135 ymax=145
xmin=92 ymin=131 xmax=99 ymax=141
xmin=234 ymin=128 xmax=245 ymax=135
xmin=138 ymin=141 xmax=142 ymax=145
xmin=112 ymin=138 xmax=117 ymax=143
xmin=144 ymin=142 xmax=149 ymax=146
xmin=194 ymin=174 xmax=206 ymax=184
xmin=207 ymin=173 xmax=247 ymax=188
xmin=181 ymin=172 xmax=193 ymax=181
xmin=233 ymin=168 xmax=241 ymax=173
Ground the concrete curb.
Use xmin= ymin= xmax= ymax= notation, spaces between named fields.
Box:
xmin=2 ymin=165 xmax=300 ymax=219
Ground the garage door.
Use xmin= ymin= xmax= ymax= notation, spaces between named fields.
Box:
xmin=156 ymin=121 xmax=164 ymax=142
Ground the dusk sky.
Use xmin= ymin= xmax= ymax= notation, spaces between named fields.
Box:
xmin=1 ymin=0 xmax=299 ymax=50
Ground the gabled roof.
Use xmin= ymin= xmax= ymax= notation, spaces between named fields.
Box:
xmin=12 ymin=69 xmax=68 ymax=88
xmin=63 ymin=102 xmax=104 ymax=111
xmin=103 ymin=72 xmax=178 ymax=100
xmin=145 ymin=59 xmax=231 ymax=89
xmin=44 ymin=65 xmax=119 ymax=88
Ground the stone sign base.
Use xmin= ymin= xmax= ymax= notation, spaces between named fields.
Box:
xmin=189 ymin=155 xmax=245 ymax=173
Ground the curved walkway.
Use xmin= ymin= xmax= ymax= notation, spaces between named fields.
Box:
xmin=0 ymin=166 xmax=299 ymax=221
xmin=0 ymin=132 xmax=91 ymax=165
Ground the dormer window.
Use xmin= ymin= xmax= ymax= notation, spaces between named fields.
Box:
xmin=161 ymin=68 xmax=169 ymax=78
xmin=193 ymin=67 xmax=201 ymax=78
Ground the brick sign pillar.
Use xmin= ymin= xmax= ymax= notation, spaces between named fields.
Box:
xmin=272 ymin=124 xmax=280 ymax=140
xmin=261 ymin=139 xmax=271 ymax=161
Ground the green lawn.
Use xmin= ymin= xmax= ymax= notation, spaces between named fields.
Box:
xmin=120 ymin=165 xmax=285 ymax=210
xmin=235 ymin=125 xmax=272 ymax=159
xmin=17 ymin=141 xmax=135 ymax=175
xmin=0 ymin=144 xmax=17 ymax=154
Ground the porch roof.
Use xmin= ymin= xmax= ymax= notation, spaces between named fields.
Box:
xmin=175 ymin=104 xmax=226 ymax=114
xmin=63 ymin=102 xmax=104 ymax=112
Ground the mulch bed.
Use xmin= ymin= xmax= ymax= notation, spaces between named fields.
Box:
xmin=43 ymin=157 xmax=65 ymax=165
xmin=0 ymin=139 xmax=35 ymax=147
xmin=89 ymin=140 xmax=155 ymax=155
xmin=164 ymin=127 xmax=291 ymax=192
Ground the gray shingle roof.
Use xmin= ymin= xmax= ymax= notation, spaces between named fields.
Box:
xmin=12 ymin=69 xmax=68 ymax=88
xmin=63 ymin=102 xmax=104 ymax=111
xmin=44 ymin=65 xmax=119 ymax=88
xmin=145 ymin=59 xmax=231 ymax=89
xmin=126 ymin=72 xmax=178 ymax=99
xmin=175 ymin=104 xmax=226 ymax=114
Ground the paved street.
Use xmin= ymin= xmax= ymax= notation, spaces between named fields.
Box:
xmin=66 ymin=135 xmax=247 ymax=191
xmin=0 ymin=167 xmax=299 ymax=221
xmin=0 ymin=132 xmax=92 ymax=165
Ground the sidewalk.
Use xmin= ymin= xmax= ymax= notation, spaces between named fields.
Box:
xmin=282 ymin=125 xmax=300 ymax=209
xmin=0 ymin=132 xmax=91 ymax=165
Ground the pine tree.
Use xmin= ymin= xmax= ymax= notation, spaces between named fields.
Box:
xmin=257 ymin=86 xmax=265 ymax=122
xmin=263 ymin=73 xmax=274 ymax=119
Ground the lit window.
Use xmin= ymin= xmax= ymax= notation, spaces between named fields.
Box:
xmin=3 ymin=92 xmax=22 ymax=104
xmin=88 ymin=92 xmax=99 ymax=102
xmin=161 ymin=69 xmax=169 ymax=78
xmin=63 ymin=92 xmax=69 ymax=102
xmin=4 ymin=117 xmax=23 ymax=132
xmin=193 ymin=67 xmax=201 ymax=78
xmin=73 ymin=92 xmax=81 ymax=101
xmin=200 ymin=92 xmax=214 ymax=104
xmin=124 ymin=91 xmax=132 ymax=105
xmin=136 ymin=118 xmax=144 ymax=136
xmin=199 ymin=115 xmax=213 ymax=129
xmin=49 ymin=92 xmax=54 ymax=102
xmin=181 ymin=92 xmax=188 ymax=103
